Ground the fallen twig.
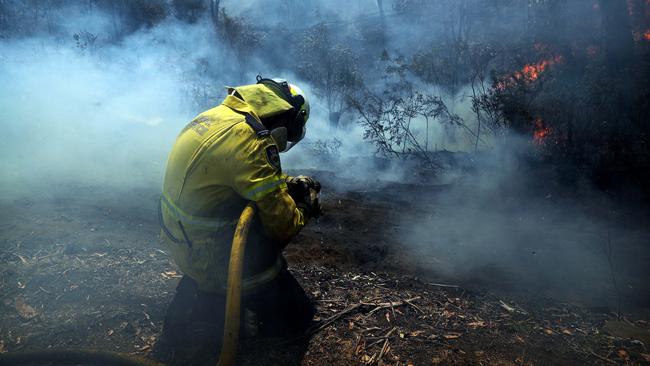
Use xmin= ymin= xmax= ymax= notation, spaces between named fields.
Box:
xmin=363 ymin=296 xmax=421 ymax=317
xmin=366 ymin=327 xmax=397 ymax=348
xmin=376 ymin=339 xmax=390 ymax=364
xmin=428 ymin=282 xmax=460 ymax=289
xmin=307 ymin=304 xmax=362 ymax=335
xmin=590 ymin=351 xmax=617 ymax=364
xmin=366 ymin=338 xmax=386 ymax=349
xmin=404 ymin=297 xmax=423 ymax=313
xmin=499 ymin=300 xmax=515 ymax=313
xmin=307 ymin=297 xmax=420 ymax=337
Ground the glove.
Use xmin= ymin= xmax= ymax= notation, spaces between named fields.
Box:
xmin=286 ymin=175 xmax=323 ymax=218
xmin=286 ymin=175 xmax=320 ymax=194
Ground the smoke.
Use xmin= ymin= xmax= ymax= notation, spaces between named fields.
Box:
xmin=0 ymin=9 xmax=330 ymax=200
xmin=0 ymin=17 xmax=218 ymax=198
xmin=1 ymin=1 xmax=647 ymax=313
xmin=0 ymin=4 xmax=399 ymax=200
xmin=400 ymin=137 xmax=650 ymax=309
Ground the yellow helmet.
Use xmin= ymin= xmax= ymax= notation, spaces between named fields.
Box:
xmin=287 ymin=83 xmax=310 ymax=124
xmin=256 ymin=76 xmax=309 ymax=150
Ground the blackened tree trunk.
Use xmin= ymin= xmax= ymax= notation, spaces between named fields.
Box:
xmin=598 ymin=0 xmax=634 ymax=69
xmin=209 ymin=0 xmax=220 ymax=27
xmin=377 ymin=0 xmax=385 ymax=23
xmin=376 ymin=0 xmax=386 ymax=46
xmin=629 ymin=0 xmax=649 ymax=41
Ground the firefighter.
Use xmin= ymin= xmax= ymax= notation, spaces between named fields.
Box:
xmin=154 ymin=76 xmax=321 ymax=364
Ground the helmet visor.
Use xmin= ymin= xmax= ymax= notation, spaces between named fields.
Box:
xmin=284 ymin=125 xmax=306 ymax=152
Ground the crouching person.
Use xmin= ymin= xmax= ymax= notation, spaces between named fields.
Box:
xmin=154 ymin=77 xmax=321 ymax=365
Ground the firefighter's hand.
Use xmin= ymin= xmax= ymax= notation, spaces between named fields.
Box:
xmin=286 ymin=175 xmax=323 ymax=218
xmin=306 ymin=188 xmax=323 ymax=218
xmin=286 ymin=175 xmax=320 ymax=194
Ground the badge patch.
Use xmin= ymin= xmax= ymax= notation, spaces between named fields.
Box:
xmin=182 ymin=116 xmax=210 ymax=136
xmin=265 ymin=145 xmax=282 ymax=171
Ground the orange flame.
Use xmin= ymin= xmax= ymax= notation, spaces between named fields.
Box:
xmin=496 ymin=55 xmax=563 ymax=91
xmin=532 ymin=117 xmax=552 ymax=145
xmin=633 ymin=29 xmax=650 ymax=42
xmin=518 ymin=56 xmax=563 ymax=82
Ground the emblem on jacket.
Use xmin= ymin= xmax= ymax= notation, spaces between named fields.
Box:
xmin=265 ymin=145 xmax=281 ymax=171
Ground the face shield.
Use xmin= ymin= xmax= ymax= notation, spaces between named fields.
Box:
xmin=284 ymin=124 xmax=306 ymax=152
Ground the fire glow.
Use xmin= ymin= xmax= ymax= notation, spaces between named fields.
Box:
xmin=633 ymin=29 xmax=650 ymax=42
xmin=517 ymin=56 xmax=563 ymax=83
xmin=532 ymin=117 xmax=552 ymax=145
xmin=496 ymin=55 xmax=563 ymax=90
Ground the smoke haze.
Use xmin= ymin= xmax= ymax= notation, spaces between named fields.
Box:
xmin=1 ymin=0 xmax=648 ymax=315
xmin=400 ymin=140 xmax=650 ymax=310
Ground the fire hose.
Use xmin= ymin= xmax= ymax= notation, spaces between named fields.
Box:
xmin=0 ymin=202 xmax=256 ymax=366
xmin=216 ymin=202 xmax=255 ymax=366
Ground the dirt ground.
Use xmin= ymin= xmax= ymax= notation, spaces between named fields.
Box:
xmin=1 ymin=171 xmax=650 ymax=365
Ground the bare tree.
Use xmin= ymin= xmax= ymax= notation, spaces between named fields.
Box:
xmin=172 ymin=0 xmax=206 ymax=23
xmin=349 ymin=86 xmax=468 ymax=170
xmin=73 ymin=31 xmax=98 ymax=51
xmin=217 ymin=9 xmax=262 ymax=83
xmin=598 ymin=0 xmax=634 ymax=69
xmin=465 ymin=43 xmax=505 ymax=151
xmin=303 ymin=138 xmax=343 ymax=164
xmin=209 ymin=0 xmax=220 ymax=25
xmin=603 ymin=231 xmax=622 ymax=320
xmin=376 ymin=0 xmax=385 ymax=35
xmin=297 ymin=23 xmax=362 ymax=128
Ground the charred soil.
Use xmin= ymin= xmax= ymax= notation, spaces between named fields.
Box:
xmin=1 ymin=174 xmax=649 ymax=365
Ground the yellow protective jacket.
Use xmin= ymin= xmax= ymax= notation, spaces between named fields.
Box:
xmin=160 ymin=84 xmax=307 ymax=293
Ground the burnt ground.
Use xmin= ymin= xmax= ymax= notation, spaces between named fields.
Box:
xmin=1 ymin=171 xmax=650 ymax=365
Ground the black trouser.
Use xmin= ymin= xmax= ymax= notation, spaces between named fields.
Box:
xmin=155 ymin=268 xmax=315 ymax=365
